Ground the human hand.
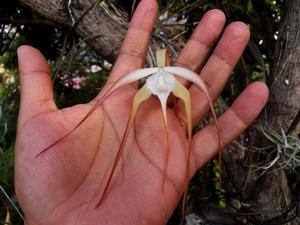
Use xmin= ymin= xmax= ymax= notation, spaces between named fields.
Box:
xmin=15 ymin=0 xmax=269 ymax=225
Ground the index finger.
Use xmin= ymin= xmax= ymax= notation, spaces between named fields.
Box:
xmin=108 ymin=0 xmax=158 ymax=83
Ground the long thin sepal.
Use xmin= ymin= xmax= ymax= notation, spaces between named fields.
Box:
xmin=95 ymin=85 xmax=152 ymax=207
xmin=171 ymin=81 xmax=192 ymax=216
xmin=158 ymin=93 xmax=170 ymax=193
xmin=156 ymin=49 xmax=170 ymax=68
xmin=164 ymin=66 xmax=221 ymax=179
xmin=110 ymin=68 xmax=159 ymax=90
xmin=164 ymin=67 xmax=218 ymax=124
xmin=164 ymin=67 xmax=221 ymax=149
xmin=171 ymin=81 xmax=192 ymax=140
xmin=35 ymin=68 xmax=157 ymax=158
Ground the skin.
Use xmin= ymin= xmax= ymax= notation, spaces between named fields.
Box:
xmin=15 ymin=0 xmax=269 ymax=224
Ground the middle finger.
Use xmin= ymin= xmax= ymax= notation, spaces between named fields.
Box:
xmin=174 ymin=9 xmax=226 ymax=87
xmin=176 ymin=22 xmax=250 ymax=126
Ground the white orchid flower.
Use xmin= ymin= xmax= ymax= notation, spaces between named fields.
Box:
xmin=92 ymin=49 xmax=220 ymax=209
xmin=37 ymin=49 xmax=220 ymax=212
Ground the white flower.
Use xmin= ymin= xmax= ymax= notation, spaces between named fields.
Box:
xmin=145 ymin=69 xmax=176 ymax=113
xmin=95 ymin=49 xmax=219 ymax=208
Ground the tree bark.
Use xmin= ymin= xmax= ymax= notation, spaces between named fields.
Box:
xmin=222 ymin=0 xmax=300 ymax=224
xmin=18 ymin=0 xmax=127 ymax=62
xmin=268 ymin=0 xmax=300 ymax=135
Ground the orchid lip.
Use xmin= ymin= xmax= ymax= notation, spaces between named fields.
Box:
xmin=145 ymin=69 xmax=176 ymax=97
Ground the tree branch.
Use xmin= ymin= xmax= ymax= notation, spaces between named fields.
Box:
xmin=18 ymin=0 xmax=127 ymax=62
xmin=222 ymin=0 xmax=300 ymax=223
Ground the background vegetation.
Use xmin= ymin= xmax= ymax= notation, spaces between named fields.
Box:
xmin=2 ymin=0 xmax=298 ymax=224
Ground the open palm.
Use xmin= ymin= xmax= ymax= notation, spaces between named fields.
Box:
xmin=15 ymin=1 xmax=268 ymax=225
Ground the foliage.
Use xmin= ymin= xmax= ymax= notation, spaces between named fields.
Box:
xmin=0 ymin=0 xmax=286 ymax=224
xmin=0 ymin=63 xmax=20 ymax=224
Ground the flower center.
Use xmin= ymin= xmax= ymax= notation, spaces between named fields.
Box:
xmin=145 ymin=70 xmax=176 ymax=96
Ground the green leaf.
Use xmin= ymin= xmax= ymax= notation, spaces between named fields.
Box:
xmin=247 ymin=0 xmax=254 ymax=13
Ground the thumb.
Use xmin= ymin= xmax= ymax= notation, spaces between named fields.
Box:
xmin=17 ymin=45 xmax=57 ymax=127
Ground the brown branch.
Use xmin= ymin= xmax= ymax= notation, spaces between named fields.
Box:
xmin=222 ymin=1 xmax=300 ymax=224
xmin=287 ymin=110 xmax=300 ymax=135
xmin=18 ymin=0 xmax=127 ymax=62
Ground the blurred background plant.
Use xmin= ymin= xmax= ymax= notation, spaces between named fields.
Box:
xmin=2 ymin=0 xmax=299 ymax=225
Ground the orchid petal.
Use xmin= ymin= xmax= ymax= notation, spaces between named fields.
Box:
xmin=171 ymin=81 xmax=192 ymax=215
xmin=145 ymin=70 xmax=174 ymax=192
xmin=145 ymin=70 xmax=176 ymax=97
xmin=156 ymin=49 xmax=169 ymax=67
xmin=171 ymin=81 xmax=192 ymax=140
xmin=164 ymin=67 xmax=209 ymax=97
xmin=96 ymin=85 xmax=152 ymax=207
xmin=154 ymin=82 xmax=171 ymax=193
xmin=164 ymin=66 xmax=219 ymax=129
xmin=159 ymin=92 xmax=170 ymax=192
xmin=146 ymin=48 xmax=174 ymax=192
xmin=109 ymin=67 xmax=159 ymax=93
xmin=35 ymin=68 xmax=159 ymax=158
xmin=145 ymin=70 xmax=176 ymax=156
xmin=165 ymin=66 xmax=222 ymax=191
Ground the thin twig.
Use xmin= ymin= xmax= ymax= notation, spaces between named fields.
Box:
xmin=287 ymin=110 xmax=300 ymax=134
xmin=0 ymin=185 xmax=24 ymax=221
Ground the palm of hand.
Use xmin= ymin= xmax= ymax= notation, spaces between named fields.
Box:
xmin=16 ymin=85 xmax=189 ymax=225
xmin=15 ymin=1 xmax=268 ymax=225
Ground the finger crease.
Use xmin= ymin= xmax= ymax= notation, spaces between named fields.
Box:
xmin=19 ymin=108 xmax=57 ymax=132
xmin=211 ymin=53 xmax=234 ymax=69
xmin=30 ymin=98 xmax=54 ymax=105
xmin=189 ymin=38 xmax=210 ymax=51
xmin=202 ymin=77 xmax=213 ymax=90
xmin=175 ymin=61 xmax=194 ymax=71
xmin=128 ymin=26 xmax=152 ymax=34
xmin=231 ymin=108 xmax=249 ymax=128
xmin=119 ymin=49 xmax=145 ymax=60
xmin=21 ymin=70 xmax=50 ymax=77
